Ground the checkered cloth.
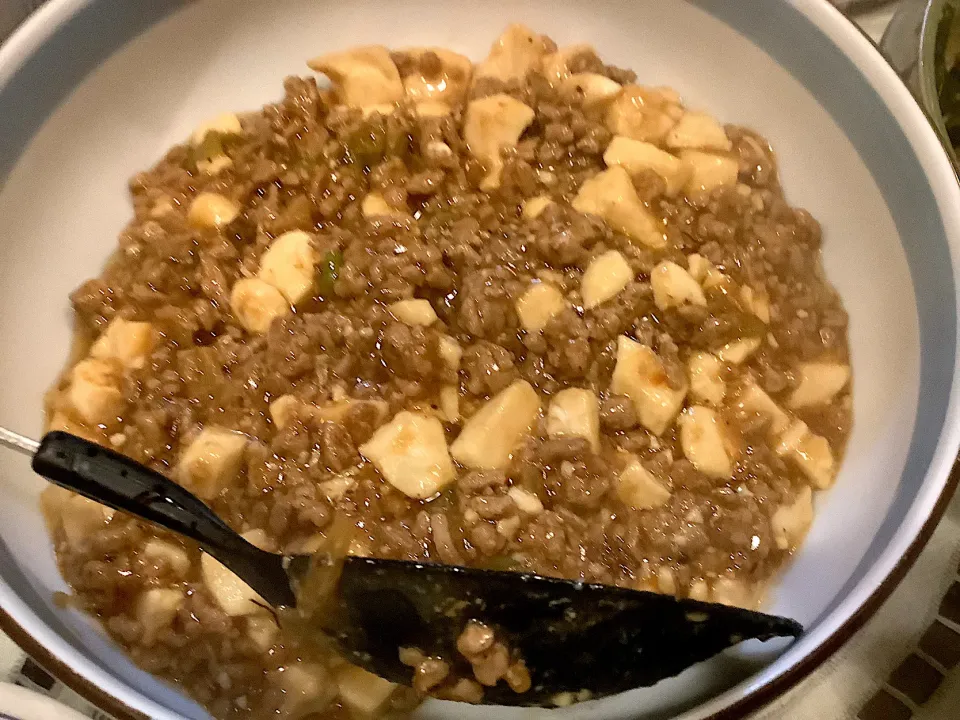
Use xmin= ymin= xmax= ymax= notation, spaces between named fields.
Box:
xmin=751 ymin=495 xmax=960 ymax=720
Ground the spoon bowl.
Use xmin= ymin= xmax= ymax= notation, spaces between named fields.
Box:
xmin=22 ymin=429 xmax=802 ymax=707
xmin=319 ymin=557 xmax=801 ymax=706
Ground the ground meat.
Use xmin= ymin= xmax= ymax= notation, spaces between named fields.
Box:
xmin=265 ymin=317 xmax=316 ymax=381
xmin=44 ymin=26 xmax=851 ymax=720
xmin=455 ymin=271 xmax=520 ymax=341
xmin=461 ymin=341 xmax=519 ymax=396
xmin=457 ymin=470 xmax=507 ymax=494
xmin=600 ymin=394 xmax=638 ymax=430
xmin=542 ymin=310 xmax=594 ymax=379
xmin=728 ymin=125 xmax=779 ymax=189
xmin=430 ymin=513 xmax=465 ymax=565
xmin=405 ymin=621 xmax=531 ymax=702
xmin=70 ymin=278 xmax=118 ymax=329
xmin=379 ymin=322 xmax=444 ymax=382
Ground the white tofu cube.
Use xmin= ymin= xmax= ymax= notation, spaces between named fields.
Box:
xmin=603 ymin=136 xmax=690 ymax=196
xmin=136 ymin=588 xmax=184 ymax=637
xmin=200 ymin=552 xmax=268 ymax=616
xmin=69 ymin=358 xmax=126 ymax=425
xmin=540 ymin=43 xmax=595 ymax=81
xmin=241 ymin=528 xmax=275 ymax=552
xmin=258 ymin=230 xmax=318 ymax=305
xmin=450 ymin=380 xmax=540 ymax=469
xmin=787 ymin=362 xmax=851 ymax=409
xmin=275 ymin=664 xmax=331 ymax=712
xmin=438 ymin=335 xmax=463 ymax=372
xmin=476 ymin=24 xmax=549 ymax=81
xmin=687 ymin=253 xmax=729 ymax=290
xmin=737 ymin=382 xmax=791 ymax=435
xmin=507 ymin=486 xmax=544 ymax=515
xmin=246 ymin=615 xmax=279 ymax=651
xmin=711 ymin=577 xmax=760 ymax=609
xmin=651 ymin=260 xmax=707 ymax=311
xmin=687 ymin=352 xmax=725 ymax=406
xmin=715 ymin=337 xmax=762 ymax=365
xmin=688 ymin=579 xmax=710 ymax=602
xmin=771 ymin=486 xmax=814 ymax=550
xmin=361 ymin=192 xmax=408 ymax=220
xmin=516 ymin=283 xmax=566 ymax=333
xmin=142 ymin=539 xmax=191 ymax=576
xmin=581 ymin=250 xmax=634 ymax=309
xmin=680 ymin=150 xmax=739 ymax=194
xmin=90 ymin=319 xmax=157 ymax=370
xmin=319 ymin=476 xmax=356 ymax=502
xmin=522 ymin=195 xmax=554 ymax=220
xmin=464 ymin=94 xmax=535 ymax=190
xmin=187 ymin=192 xmax=240 ymax=229
xmin=178 ymin=428 xmax=248 ymax=500
xmin=307 ymin=46 xmax=404 ymax=107
xmin=665 ymin=111 xmax=732 ymax=152
xmin=739 ymin=285 xmax=771 ymax=324
xmin=610 ymin=336 xmax=687 ymax=436
xmin=776 ymin=421 xmax=836 ymax=489
xmin=617 ymin=460 xmax=671 ymax=510
xmin=196 ymin=155 xmax=233 ymax=176
xmin=686 ymin=253 xmax=711 ymax=283
xmin=231 ymin=278 xmax=291 ymax=334
xmin=190 ymin=112 xmax=242 ymax=145
xmin=401 ymin=47 xmax=472 ymax=104
xmin=269 ymin=394 xmax=303 ymax=430
xmin=439 ymin=385 xmax=460 ymax=423
xmin=573 ymin=166 xmax=665 ymax=249
xmin=359 ymin=411 xmax=456 ymax=499
xmin=679 ymin=406 xmax=733 ymax=480
xmin=60 ymin=493 xmax=116 ymax=545
xmin=389 ymin=299 xmax=438 ymax=326
xmin=605 ymin=85 xmax=683 ymax=144
xmin=561 ymin=73 xmax=622 ymax=108
xmin=337 ymin=665 xmax=398 ymax=716
xmin=546 ymin=388 xmax=600 ymax=452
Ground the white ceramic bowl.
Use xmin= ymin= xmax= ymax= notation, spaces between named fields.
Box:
xmin=0 ymin=1 xmax=959 ymax=719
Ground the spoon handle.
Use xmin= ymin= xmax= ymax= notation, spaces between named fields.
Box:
xmin=32 ymin=431 xmax=295 ymax=607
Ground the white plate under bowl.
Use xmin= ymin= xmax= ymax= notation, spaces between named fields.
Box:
xmin=0 ymin=1 xmax=958 ymax=719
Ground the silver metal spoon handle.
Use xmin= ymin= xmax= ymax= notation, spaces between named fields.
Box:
xmin=0 ymin=426 xmax=39 ymax=456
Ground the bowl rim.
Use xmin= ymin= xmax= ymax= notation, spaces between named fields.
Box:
xmin=0 ymin=1 xmax=959 ymax=719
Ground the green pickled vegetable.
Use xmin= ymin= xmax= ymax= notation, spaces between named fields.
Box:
xmin=483 ymin=555 xmax=520 ymax=572
xmin=192 ymin=131 xmax=225 ymax=165
xmin=319 ymin=250 xmax=343 ymax=297
xmin=346 ymin=124 xmax=387 ymax=166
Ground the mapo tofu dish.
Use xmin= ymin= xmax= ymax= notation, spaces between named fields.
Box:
xmin=39 ymin=24 xmax=851 ymax=719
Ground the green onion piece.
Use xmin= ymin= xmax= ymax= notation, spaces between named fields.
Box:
xmin=483 ymin=555 xmax=519 ymax=572
xmin=192 ymin=131 xmax=225 ymax=165
xmin=319 ymin=250 xmax=343 ymax=297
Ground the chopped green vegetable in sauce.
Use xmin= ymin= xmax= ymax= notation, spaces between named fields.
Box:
xmin=483 ymin=555 xmax=520 ymax=572
xmin=319 ymin=250 xmax=343 ymax=297
xmin=346 ymin=125 xmax=387 ymax=167
xmin=192 ymin=131 xmax=226 ymax=165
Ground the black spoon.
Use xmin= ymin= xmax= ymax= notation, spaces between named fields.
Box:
xmin=7 ymin=428 xmax=803 ymax=707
